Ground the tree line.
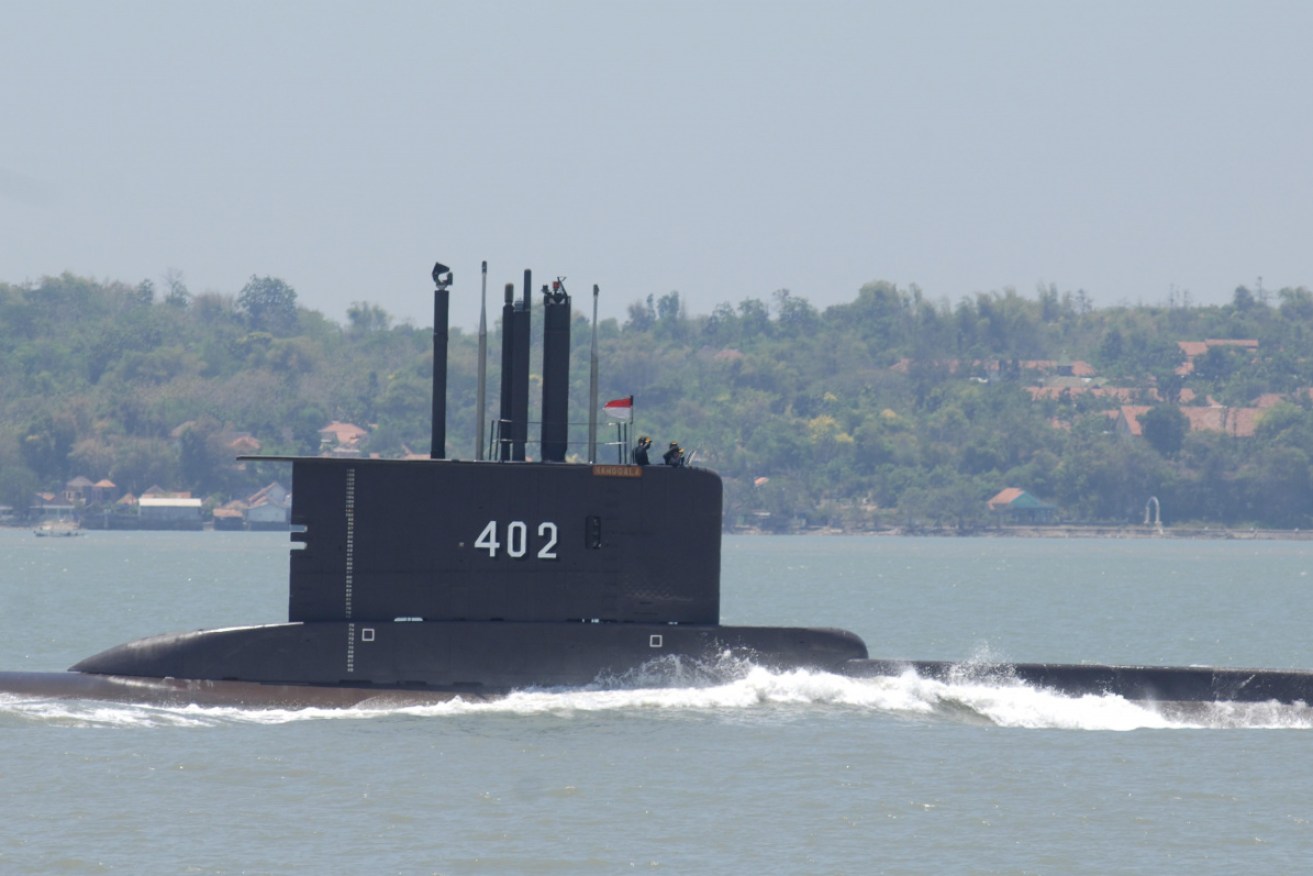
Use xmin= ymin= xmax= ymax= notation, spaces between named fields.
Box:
xmin=3 ymin=272 xmax=1313 ymax=530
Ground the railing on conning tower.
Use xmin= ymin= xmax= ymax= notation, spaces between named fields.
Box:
xmin=487 ymin=417 xmax=632 ymax=465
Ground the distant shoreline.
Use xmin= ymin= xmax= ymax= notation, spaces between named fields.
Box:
xmin=935 ymin=525 xmax=1310 ymax=540
xmin=7 ymin=521 xmax=1311 ymax=540
xmin=734 ymin=524 xmax=1313 ymax=540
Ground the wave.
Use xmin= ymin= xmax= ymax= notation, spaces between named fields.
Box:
xmin=3 ymin=663 xmax=1312 ymax=730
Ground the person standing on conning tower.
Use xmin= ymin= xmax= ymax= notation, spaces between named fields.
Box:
xmin=633 ymin=436 xmax=652 ymax=466
xmin=663 ymin=441 xmax=685 ymax=467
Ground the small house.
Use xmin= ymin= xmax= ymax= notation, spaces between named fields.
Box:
xmin=138 ymin=497 xmax=204 ymax=531
xmin=987 ymin=488 xmax=1057 ymax=524
xmin=245 ymin=482 xmax=291 ymax=530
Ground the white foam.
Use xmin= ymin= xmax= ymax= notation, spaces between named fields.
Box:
xmin=4 ymin=666 xmax=1313 ymax=729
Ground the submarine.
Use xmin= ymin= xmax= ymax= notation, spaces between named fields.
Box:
xmin=4 ymin=260 xmax=1313 ymax=710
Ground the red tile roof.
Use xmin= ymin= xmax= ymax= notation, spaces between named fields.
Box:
xmin=987 ymin=487 xmax=1026 ymax=509
xmin=1116 ymin=405 xmax=1151 ymax=436
xmin=1175 ymin=339 xmax=1259 ymax=375
xmin=320 ymin=421 xmax=368 ymax=447
xmin=1180 ymin=406 xmax=1261 ymax=437
xmin=1119 ymin=404 xmax=1263 ymax=438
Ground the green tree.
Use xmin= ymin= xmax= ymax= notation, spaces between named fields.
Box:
xmin=1140 ymin=406 xmax=1189 ymax=457
xmin=237 ymin=275 xmax=299 ymax=335
xmin=19 ymin=413 xmax=75 ymax=485
xmin=654 ymin=291 xmax=686 ymax=341
xmin=1247 ymin=446 xmax=1312 ymax=527
xmin=773 ymin=289 xmax=819 ymax=338
xmin=178 ymin=417 xmax=222 ymax=495
xmin=347 ymin=302 xmax=392 ymax=334
xmin=625 ymin=295 xmax=655 ymax=332
xmin=0 ymin=434 xmax=38 ymax=514
xmin=1192 ymin=345 xmax=1245 ymax=383
xmin=163 ymin=268 xmax=191 ymax=308
xmin=134 ymin=279 xmax=155 ymax=305
xmin=1278 ymin=287 xmax=1313 ymax=322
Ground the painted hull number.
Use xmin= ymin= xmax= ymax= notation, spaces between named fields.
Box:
xmin=474 ymin=521 xmax=558 ymax=559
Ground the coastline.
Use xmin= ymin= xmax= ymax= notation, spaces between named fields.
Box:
xmin=946 ymin=524 xmax=1312 ymax=539
xmin=8 ymin=521 xmax=1310 ymax=540
xmin=734 ymin=524 xmax=1313 ymax=539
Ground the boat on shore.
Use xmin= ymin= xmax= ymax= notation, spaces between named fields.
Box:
xmin=33 ymin=518 xmax=82 ymax=538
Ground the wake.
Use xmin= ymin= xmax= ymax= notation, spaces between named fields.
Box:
xmin=3 ymin=664 xmax=1312 ymax=730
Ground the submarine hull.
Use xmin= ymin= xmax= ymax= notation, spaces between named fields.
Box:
xmin=0 ymin=671 xmax=463 ymax=709
xmin=842 ymin=658 xmax=1313 ymax=705
xmin=69 ymin=621 xmax=870 ymax=693
xmin=7 ymin=656 xmax=1313 ymax=710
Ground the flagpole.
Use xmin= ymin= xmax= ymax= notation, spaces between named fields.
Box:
xmin=601 ymin=396 xmax=634 ymax=462
xmin=476 ymin=260 xmax=487 ymax=461
xmin=588 ymin=284 xmax=599 ymax=463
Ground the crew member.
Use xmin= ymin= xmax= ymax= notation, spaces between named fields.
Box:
xmin=633 ymin=436 xmax=652 ymax=466
xmin=663 ymin=441 xmax=685 ymax=467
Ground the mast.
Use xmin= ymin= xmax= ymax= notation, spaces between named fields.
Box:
xmin=510 ymin=269 xmax=531 ymax=461
xmin=476 ymin=260 xmax=488 ymax=460
xmin=540 ymin=278 xmax=571 ymax=462
xmin=429 ymin=262 xmax=452 ymax=460
xmin=498 ymin=283 xmax=514 ymax=460
xmin=588 ymin=284 xmax=599 ymax=463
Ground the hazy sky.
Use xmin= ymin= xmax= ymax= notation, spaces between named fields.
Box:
xmin=4 ymin=1 xmax=1311 ymax=330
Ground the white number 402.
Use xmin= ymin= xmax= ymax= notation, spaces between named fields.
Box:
xmin=474 ymin=520 xmax=558 ymax=559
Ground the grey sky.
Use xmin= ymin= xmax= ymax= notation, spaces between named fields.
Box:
xmin=3 ymin=1 xmax=1311 ymax=330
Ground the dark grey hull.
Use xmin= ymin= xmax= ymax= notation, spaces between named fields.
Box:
xmin=0 ymin=620 xmax=866 ymax=709
xmin=841 ymin=659 xmax=1313 ymax=705
xmin=60 ymin=620 xmax=867 ymax=695
xmin=0 ymin=671 xmax=464 ymax=708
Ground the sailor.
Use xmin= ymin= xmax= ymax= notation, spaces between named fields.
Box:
xmin=663 ymin=441 xmax=685 ymax=467
xmin=633 ymin=436 xmax=652 ymax=466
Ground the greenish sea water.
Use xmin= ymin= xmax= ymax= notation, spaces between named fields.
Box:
xmin=3 ymin=531 xmax=1312 ymax=873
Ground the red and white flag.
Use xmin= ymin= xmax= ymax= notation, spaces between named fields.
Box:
xmin=603 ymin=395 xmax=634 ymax=422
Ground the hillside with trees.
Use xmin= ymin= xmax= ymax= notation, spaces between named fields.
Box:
xmin=4 ymin=272 xmax=1313 ymax=531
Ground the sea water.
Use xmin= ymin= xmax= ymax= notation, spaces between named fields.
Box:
xmin=3 ymin=530 xmax=1313 ymax=873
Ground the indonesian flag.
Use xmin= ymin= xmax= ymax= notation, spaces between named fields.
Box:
xmin=603 ymin=395 xmax=634 ymax=422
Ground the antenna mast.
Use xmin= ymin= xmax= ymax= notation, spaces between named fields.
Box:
xmin=588 ymin=284 xmax=599 ymax=463
xmin=476 ymin=260 xmax=488 ymax=460
xmin=429 ymin=262 xmax=452 ymax=459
